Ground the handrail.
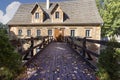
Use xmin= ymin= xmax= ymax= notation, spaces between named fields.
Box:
xmin=74 ymin=43 xmax=99 ymax=57
xmin=24 ymin=36 xmax=53 ymax=66
xmin=64 ymin=36 xmax=120 ymax=70
xmin=21 ymin=41 xmax=43 ymax=55
xmin=22 ymin=36 xmax=53 ymax=55
xmin=10 ymin=36 xmax=53 ymax=61
xmin=67 ymin=37 xmax=120 ymax=58
xmin=76 ymin=37 xmax=120 ymax=48
xmin=22 ymin=36 xmax=53 ymax=60
xmin=10 ymin=36 xmax=53 ymax=45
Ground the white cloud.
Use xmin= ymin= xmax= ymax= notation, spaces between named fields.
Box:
xmin=0 ymin=10 xmax=4 ymax=22
xmin=0 ymin=1 xmax=21 ymax=24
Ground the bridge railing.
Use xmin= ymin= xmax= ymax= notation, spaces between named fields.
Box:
xmin=10 ymin=36 xmax=53 ymax=61
xmin=64 ymin=36 xmax=120 ymax=70
xmin=22 ymin=36 xmax=53 ymax=60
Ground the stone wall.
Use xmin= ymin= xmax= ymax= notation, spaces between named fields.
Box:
xmin=9 ymin=25 xmax=101 ymax=40
xmin=9 ymin=25 xmax=101 ymax=55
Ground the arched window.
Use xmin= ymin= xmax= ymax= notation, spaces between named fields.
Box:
xmin=35 ymin=12 xmax=39 ymax=19
xmin=55 ymin=12 xmax=59 ymax=19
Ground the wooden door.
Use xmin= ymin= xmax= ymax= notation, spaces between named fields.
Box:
xmin=55 ymin=29 xmax=59 ymax=39
xmin=54 ymin=28 xmax=64 ymax=41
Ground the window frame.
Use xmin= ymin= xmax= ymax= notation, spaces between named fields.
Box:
xmin=55 ymin=11 xmax=59 ymax=19
xmin=85 ymin=29 xmax=91 ymax=38
xmin=70 ymin=30 xmax=75 ymax=37
xmin=18 ymin=29 xmax=22 ymax=36
xmin=35 ymin=12 xmax=39 ymax=19
xmin=27 ymin=30 xmax=31 ymax=37
xmin=37 ymin=30 xmax=41 ymax=37
xmin=48 ymin=29 xmax=52 ymax=36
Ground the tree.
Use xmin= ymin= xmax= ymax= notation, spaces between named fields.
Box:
xmin=97 ymin=0 xmax=120 ymax=37
xmin=0 ymin=23 xmax=23 ymax=80
xmin=96 ymin=1 xmax=120 ymax=80
xmin=96 ymin=38 xmax=120 ymax=80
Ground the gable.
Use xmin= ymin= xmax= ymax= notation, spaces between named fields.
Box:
xmin=8 ymin=0 xmax=103 ymax=25
xmin=31 ymin=3 xmax=44 ymax=23
xmin=31 ymin=3 xmax=43 ymax=14
xmin=51 ymin=4 xmax=63 ymax=14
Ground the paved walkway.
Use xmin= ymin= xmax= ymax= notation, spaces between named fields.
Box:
xmin=24 ymin=42 xmax=96 ymax=80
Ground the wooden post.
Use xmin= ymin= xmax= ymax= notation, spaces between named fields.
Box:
xmin=64 ymin=36 xmax=66 ymax=42
xmin=50 ymin=36 xmax=51 ymax=42
xmin=30 ymin=37 xmax=34 ymax=57
xmin=46 ymin=36 xmax=50 ymax=45
xmin=23 ymin=51 xmax=29 ymax=60
xmin=83 ymin=37 xmax=92 ymax=60
xmin=51 ymin=36 xmax=52 ymax=42
xmin=83 ymin=37 xmax=86 ymax=57
xmin=66 ymin=37 xmax=68 ymax=43
xmin=43 ymin=38 xmax=45 ymax=48
xmin=48 ymin=36 xmax=50 ymax=43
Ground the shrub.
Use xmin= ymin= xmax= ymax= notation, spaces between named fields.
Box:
xmin=96 ymin=38 xmax=120 ymax=80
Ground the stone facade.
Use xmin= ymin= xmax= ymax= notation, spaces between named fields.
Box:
xmin=31 ymin=5 xmax=44 ymax=23
xmin=8 ymin=0 xmax=103 ymax=55
xmin=9 ymin=25 xmax=101 ymax=40
xmin=51 ymin=5 xmax=64 ymax=23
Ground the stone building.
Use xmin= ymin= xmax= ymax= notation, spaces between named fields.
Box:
xmin=8 ymin=0 xmax=103 ymax=55
xmin=8 ymin=0 xmax=103 ymax=40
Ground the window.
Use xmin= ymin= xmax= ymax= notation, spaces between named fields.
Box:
xmin=55 ymin=12 xmax=59 ymax=19
xmin=18 ymin=29 xmax=22 ymax=36
xmin=71 ymin=30 xmax=75 ymax=37
xmin=48 ymin=30 xmax=52 ymax=36
xmin=86 ymin=30 xmax=91 ymax=37
xmin=27 ymin=30 xmax=31 ymax=37
xmin=35 ymin=12 xmax=39 ymax=19
xmin=37 ymin=30 xmax=41 ymax=37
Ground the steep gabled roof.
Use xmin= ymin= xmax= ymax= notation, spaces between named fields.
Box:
xmin=8 ymin=0 xmax=103 ymax=25
xmin=31 ymin=3 xmax=43 ymax=14
xmin=51 ymin=3 xmax=63 ymax=14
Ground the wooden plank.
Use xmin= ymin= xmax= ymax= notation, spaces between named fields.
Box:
xmin=76 ymin=37 xmax=120 ymax=48
xmin=22 ymin=42 xmax=96 ymax=80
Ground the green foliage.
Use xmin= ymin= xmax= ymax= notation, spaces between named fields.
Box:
xmin=0 ymin=23 xmax=8 ymax=29
xmin=95 ymin=1 xmax=120 ymax=79
xmin=96 ymin=0 xmax=120 ymax=37
xmin=96 ymin=38 xmax=120 ymax=80
xmin=96 ymin=67 xmax=111 ymax=80
xmin=0 ymin=24 xmax=23 ymax=80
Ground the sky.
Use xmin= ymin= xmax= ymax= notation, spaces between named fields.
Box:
xmin=0 ymin=0 xmax=66 ymax=24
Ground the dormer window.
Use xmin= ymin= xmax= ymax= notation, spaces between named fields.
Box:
xmin=51 ymin=4 xmax=63 ymax=22
xmin=31 ymin=4 xmax=44 ymax=23
xmin=35 ymin=12 xmax=39 ymax=19
xmin=55 ymin=12 xmax=59 ymax=19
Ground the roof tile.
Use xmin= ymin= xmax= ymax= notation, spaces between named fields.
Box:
xmin=8 ymin=0 xmax=103 ymax=25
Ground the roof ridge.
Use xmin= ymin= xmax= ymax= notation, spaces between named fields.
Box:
xmin=20 ymin=0 xmax=82 ymax=5
xmin=8 ymin=0 xmax=103 ymax=25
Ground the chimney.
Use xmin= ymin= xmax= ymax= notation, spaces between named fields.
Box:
xmin=46 ymin=0 xmax=49 ymax=10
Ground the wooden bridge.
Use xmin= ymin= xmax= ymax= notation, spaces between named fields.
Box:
xmin=10 ymin=36 xmax=120 ymax=80
xmin=24 ymin=42 xmax=96 ymax=80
